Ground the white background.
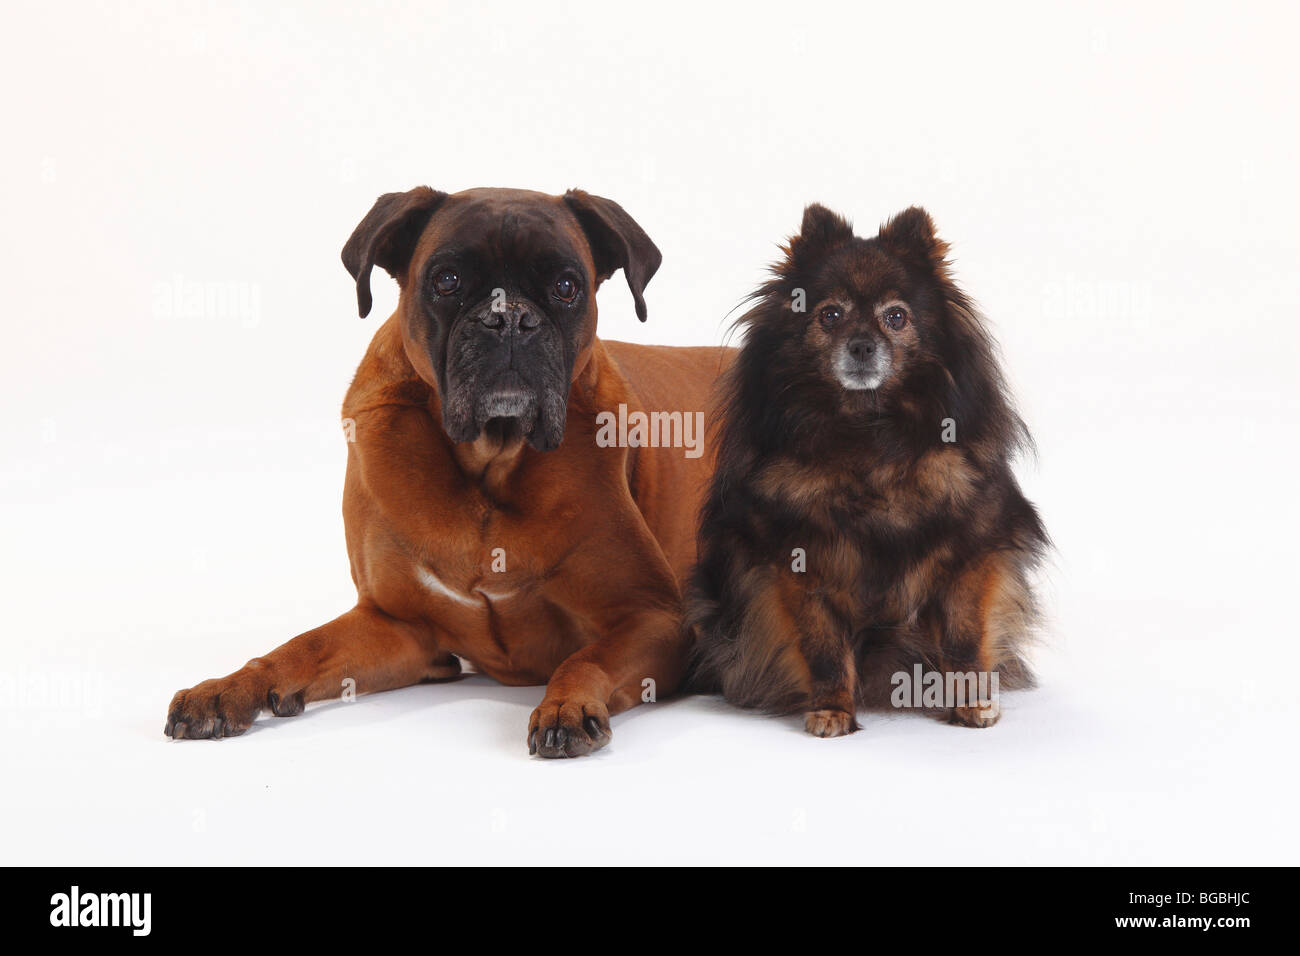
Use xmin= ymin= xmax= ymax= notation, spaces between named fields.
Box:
xmin=2 ymin=0 xmax=1296 ymax=865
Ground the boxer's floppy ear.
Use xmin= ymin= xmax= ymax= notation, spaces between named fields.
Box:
xmin=562 ymin=189 xmax=662 ymax=322
xmin=342 ymin=186 xmax=448 ymax=318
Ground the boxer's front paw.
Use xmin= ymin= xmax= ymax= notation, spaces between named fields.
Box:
xmin=165 ymin=667 xmax=298 ymax=740
xmin=804 ymin=708 xmax=858 ymax=738
xmin=528 ymin=697 xmax=611 ymax=758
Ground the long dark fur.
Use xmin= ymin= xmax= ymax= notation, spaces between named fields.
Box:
xmin=687 ymin=204 xmax=1048 ymax=732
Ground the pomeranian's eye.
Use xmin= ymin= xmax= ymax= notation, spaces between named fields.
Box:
xmin=433 ymin=270 xmax=460 ymax=296
xmin=882 ymin=306 xmax=909 ymax=331
xmin=819 ymin=305 xmax=844 ymax=330
xmin=553 ymin=275 xmax=579 ymax=302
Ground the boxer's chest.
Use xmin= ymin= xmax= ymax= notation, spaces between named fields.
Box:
xmin=350 ymin=428 xmax=626 ymax=681
xmin=372 ymin=500 xmax=597 ymax=680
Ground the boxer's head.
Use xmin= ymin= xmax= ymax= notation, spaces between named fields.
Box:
xmin=342 ymin=186 xmax=661 ymax=451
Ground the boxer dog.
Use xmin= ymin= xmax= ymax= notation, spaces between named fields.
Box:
xmin=165 ymin=186 xmax=729 ymax=757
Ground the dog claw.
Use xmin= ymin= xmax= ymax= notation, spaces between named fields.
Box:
xmin=166 ymin=675 xmax=277 ymax=740
xmin=267 ymin=689 xmax=305 ymax=718
xmin=527 ymin=699 xmax=612 ymax=758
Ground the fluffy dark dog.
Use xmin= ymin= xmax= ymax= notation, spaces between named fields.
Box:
xmin=687 ymin=204 xmax=1047 ymax=735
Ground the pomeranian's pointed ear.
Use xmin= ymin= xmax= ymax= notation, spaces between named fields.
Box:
xmin=342 ymin=186 xmax=448 ymax=318
xmin=563 ymin=189 xmax=662 ymax=322
xmin=787 ymin=203 xmax=854 ymax=268
xmin=878 ymin=206 xmax=950 ymax=273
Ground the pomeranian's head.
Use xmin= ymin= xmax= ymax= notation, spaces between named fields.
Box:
xmin=725 ymin=204 xmax=1027 ymax=461
xmin=781 ymin=205 xmax=944 ymax=397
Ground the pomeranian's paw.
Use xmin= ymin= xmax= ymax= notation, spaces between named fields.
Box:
xmin=804 ymin=708 xmax=858 ymax=738
xmin=950 ymin=699 xmax=1000 ymax=728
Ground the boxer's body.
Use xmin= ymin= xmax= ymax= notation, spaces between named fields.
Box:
xmin=166 ymin=187 xmax=731 ymax=757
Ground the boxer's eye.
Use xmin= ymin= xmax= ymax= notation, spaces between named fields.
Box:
xmin=882 ymin=306 xmax=909 ymax=331
xmin=818 ymin=305 xmax=844 ymax=330
xmin=553 ymin=275 xmax=579 ymax=303
xmin=433 ymin=270 xmax=460 ymax=296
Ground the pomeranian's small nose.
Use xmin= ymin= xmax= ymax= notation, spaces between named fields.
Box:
xmin=847 ymin=338 xmax=876 ymax=362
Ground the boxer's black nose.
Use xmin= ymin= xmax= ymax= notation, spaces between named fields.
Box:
xmin=481 ymin=303 xmax=538 ymax=334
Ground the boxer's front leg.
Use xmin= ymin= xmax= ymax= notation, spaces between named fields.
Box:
xmin=165 ymin=603 xmax=456 ymax=739
xmin=528 ymin=605 xmax=684 ymax=758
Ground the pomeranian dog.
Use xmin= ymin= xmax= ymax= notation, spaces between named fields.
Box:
xmin=687 ymin=204 xmax=1048 ymax=736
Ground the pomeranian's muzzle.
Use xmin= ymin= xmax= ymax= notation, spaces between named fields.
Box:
xmin=834 ymin=334 xmax=893 ymax=390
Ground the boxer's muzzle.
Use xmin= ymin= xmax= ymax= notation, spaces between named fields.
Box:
xmin=441 ymin=295 xmax=571 ymax=451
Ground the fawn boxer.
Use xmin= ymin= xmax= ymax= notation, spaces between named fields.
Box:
xmin=165 ymin=186 xmax=729 ymax=757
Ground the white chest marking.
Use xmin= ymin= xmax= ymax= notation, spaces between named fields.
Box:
xmin=414 ymin=566 xmax=480 ymax=607
xmin=414 ymin=566 xmax=518 ymax=606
